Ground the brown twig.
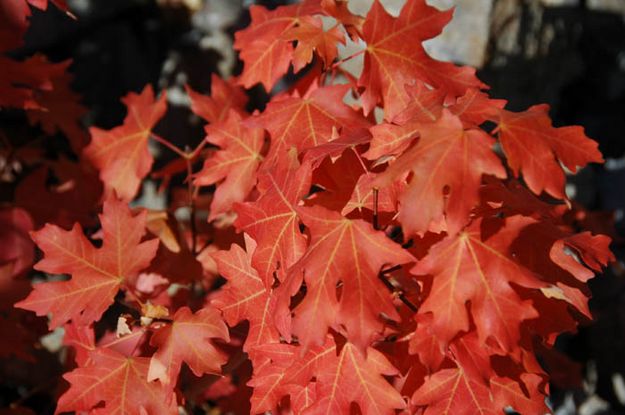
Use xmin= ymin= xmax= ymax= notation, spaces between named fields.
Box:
xmin=378 ymin=268 xmax=418 ymax=312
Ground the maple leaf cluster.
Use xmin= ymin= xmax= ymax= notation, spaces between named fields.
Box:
xmin=1 ymin=0 xmax=616 ymax=414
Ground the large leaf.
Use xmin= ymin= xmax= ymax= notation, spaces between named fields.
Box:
xmin=374 ymin=110 xmax=506 ymax=236
xmin=247 ymin=84 xmax=369 ymax=165
xmin=359 ymin=0 xmax=485 ymax=119
xmin=279 ymin=205 xmax=415 ymax=351
xmin=497 ymin=104 xmax=603 ymax=199
xmin=16 ymin=197 xmax=158 ymax=328
xmin=147 ymin=306 xmax=229 ymax=388
xmin=84 ymin=85 xmax=167 ymax=201
xmin=307 ymin=342 xmax=406 ymax=415
xmin=234 ymin=0 xmax=322 ymax=91
xmin=56 ymin=348 xmax=177 ymax=415
xmin=249 ymin=337 xmax=406 ymax=415
xmin=411 ymin=216 xmax=545 ymax=353
xmin=194 ymin=111 xmax=265 ymax=220
xmin=186 ymin=74 xmax=247 ymax=125
xmin=211 ymin=238 xmax=281 ymax=350
xmin=234 ymin=153 xmax=312 ymax=285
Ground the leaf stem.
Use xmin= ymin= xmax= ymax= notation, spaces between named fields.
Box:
xmin=150 ymin=133 xmax=188 ymax=159
xmin=150 ymin=133 xmax=204 ymax=254
xmin=330 ymin=48 xmax=365 ymax=71
xmin=351 ymin=147 xmax=370 ymax=175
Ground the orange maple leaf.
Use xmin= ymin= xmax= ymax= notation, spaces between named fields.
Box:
xmin=359 ymin=0 xmax=485 ymax=119
xmin=16 ymin=196 xmax=158 ymax=328
xmin=84 ymin=85 xmax=167 ymax=201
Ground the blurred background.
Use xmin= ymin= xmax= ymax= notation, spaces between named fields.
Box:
xmin=3 ymin=0 xmax=625 ymax=413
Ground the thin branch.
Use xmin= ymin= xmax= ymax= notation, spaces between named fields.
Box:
xmin=150 ymin=133 xmax=203 ymax=254
xmin=186 ymin=149 xmax=198 ymax=255
xmin=378 ymin=269 xmax=418 ymax=312
xmin=373 ymin=188 xmax=379 ymax=230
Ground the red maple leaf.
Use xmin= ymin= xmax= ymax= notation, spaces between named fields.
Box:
xmin=147 ymin=306 xmax=229 ymax=388
xmin=278 ymin=205 xmax=415 ymax=351
xmin=249 ymin=337 xmax=406 ymax=414
xmin=246 ymin=84 xmax=369 ymax=165
xmin=365 ymin=82 xmax=445 ymax=160
xmin=365 ymin=86 xmax=500 ymax=162
xmin=26 ymin=69 xmax=88 ymax=152
xmin=16 ymin=196 xmax=158 ymax=328
xmin=194 ymin=111 xmax=265 ymax=220
xmin=56 ymin=348 xmax=177 ymax=415
xmin=0 ymin=55 xmax=67 ymax=110
xmin=307 ymin=341 xmax=406 ymax=414
xmin=497 ymin=104 xmax=603 ymax=199
xmin=412 ymin=335 xmax=500 ymax=415
xmin=359 ymin=0 xmax=485 ymax=119
xmin=282 ymin=16 xmax=345 ymax=72
xmin=234 ymin=0 xmax=322 ymax=91
xmin=374 ymin=110 xmax=506 ymax=236
xmin=411 ymin=216 xmax=545 ymax=353
xmin=84 ymin=85 xmax=167 ymax=201
xmin=211 ymin=237 xmax=281 ymax=350
xmin=186 ymin=74 xmax=247 ymax=125
xmin=413 ymin=333 xmax=550 ymax=414
xmin=234 ymin=153 xmax=312 ymax=285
